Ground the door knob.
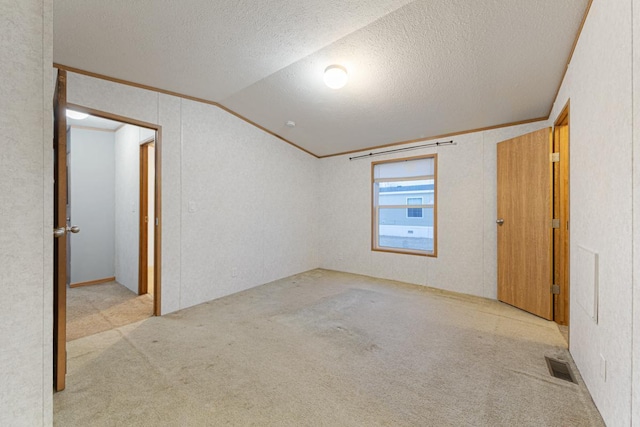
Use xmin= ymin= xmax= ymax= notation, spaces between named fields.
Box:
xmin=53 ymin=225 xmax=80 ymax=238
xmin=496 ymin=218 xmax=505 ymax=226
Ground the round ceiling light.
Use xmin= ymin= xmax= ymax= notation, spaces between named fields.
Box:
xmin=323 ymin=65 xmax=348 ymax=89
xmin=66 ymin=109 xmax=89 ymax=120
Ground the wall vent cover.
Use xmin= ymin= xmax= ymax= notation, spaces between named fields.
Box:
xmin=545 ymin=356 xmax=577 ymax=384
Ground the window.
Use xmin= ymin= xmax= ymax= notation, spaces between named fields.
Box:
xmin=372 ymin=155 xmax=436 ymax=256
xmin=406 ymin=198 xmax=423 ymax=218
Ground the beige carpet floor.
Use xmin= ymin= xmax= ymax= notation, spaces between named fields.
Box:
xmin=54 ymin=269 xmax=603 ymax=426
xmin=67 ymin=281 xmax=154 ymax=341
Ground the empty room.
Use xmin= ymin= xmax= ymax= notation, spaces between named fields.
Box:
xmin=2 ymin=0 xmax=640 ymax=426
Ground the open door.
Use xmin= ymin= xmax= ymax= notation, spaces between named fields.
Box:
xmin=497 ymin=128 xmax=553 ymax=320
xmin=53 ymin=69 xmax=68 ymax=391
xmin=139 ymin=141 xmax=155 ymax=295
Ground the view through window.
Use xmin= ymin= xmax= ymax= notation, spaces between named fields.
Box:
xmin=372 ymin=155 xmax=436 ymax=256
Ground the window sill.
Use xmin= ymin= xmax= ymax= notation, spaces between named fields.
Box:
xmin=372 ymin=247 xmax=437 ymax=258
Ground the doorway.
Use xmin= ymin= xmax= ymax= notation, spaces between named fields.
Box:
xmin=65 ymin=117 xmax=158 ymax=342
xmin=63 ymin=103 xmax=162 ymax=316
xmin=139 ymin=140 xmax=155 ymax=295
xmin=495 ymin=117 xmax=571 ymax=329
xmin=553 ymin=102 xmax=570 ymax=328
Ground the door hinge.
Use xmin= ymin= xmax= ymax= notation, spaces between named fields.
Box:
xmin=551 ymin=284 xmax=560 ymax=295
xmin=551 ymin=153 xmax=560 ymax=162
xmin=551 ymin=219 xmax=560 ymax=229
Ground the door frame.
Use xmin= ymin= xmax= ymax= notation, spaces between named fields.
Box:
xmin=63 ymin=102 xmax=163 ymax=318
xmin=553 ymin=100 xmax=571 ymax=326
xmin=139 ymin=140 xmax=155 ymax=296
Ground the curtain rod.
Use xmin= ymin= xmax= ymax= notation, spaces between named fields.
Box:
xmin=348 ymin=140 xmax=456 ymax=161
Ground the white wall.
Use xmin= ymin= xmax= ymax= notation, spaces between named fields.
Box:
xmin=0 ymin=0 xmax=53 ymax=425
xmin=66 ymin=72 xmax=320 ymax=314
xmin=114 ymin=124 xmax=141 ymax=293
xmin=633 ymin=0 xmax=640 ymax=424
xmin=548 ymin=0 xmax=635 ymax=425
xmin=179 ymin=100 xmax=320 ymax=306
xmin=140 ymin=127 xmax=155 ymax=142
xmin=319 ymin=121 xmax=547 ymax=300
xmin=69 ymin=127 xmax=115 ymax=284
xmin=114 ymin=124 xmax=157 ymax=293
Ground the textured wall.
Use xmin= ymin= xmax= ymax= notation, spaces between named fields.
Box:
xmin=179 ymin=100 xmax=320 ymax=307
xmin=632 ymin=0 xmax=640 ymax=423
xmin=548 ymin=0 xmax=634 ymax=425
xmin=114 ymin=125 xmax=141 ymax=293
xmin=67 ymin=72 xmax=320 ymax=314
xmin=69 ymin=128 xmax=115 ymax=284
xmin=0 ymin=0 xmax=53 ymax=425
xmin=318 ymin=122 xmax=547 ymax=300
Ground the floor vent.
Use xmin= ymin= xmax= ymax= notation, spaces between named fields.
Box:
xmin=545 ymin=356 xmax=577 ymax=384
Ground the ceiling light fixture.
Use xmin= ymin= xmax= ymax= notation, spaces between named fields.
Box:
xmin=66 ymin=109 xmax=89 ymax=120
xmin=324 ymin=65 xmax=348 ymax=89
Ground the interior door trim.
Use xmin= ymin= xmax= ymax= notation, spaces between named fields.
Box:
xmin=139 ymin=140 xmax=154 ymax=296
xmin=552 ymin=100 xmax=570 ymax=327
xmin=63 ymin=102 xmax=163 ymax=317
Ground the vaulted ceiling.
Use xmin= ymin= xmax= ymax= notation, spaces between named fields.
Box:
xmin=54 ymin=0 xmax=590 ymax=157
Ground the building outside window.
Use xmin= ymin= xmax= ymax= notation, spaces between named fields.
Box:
xmin=407 ymin=197 xmax=423 ymax=218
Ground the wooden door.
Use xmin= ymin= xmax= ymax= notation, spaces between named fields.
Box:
xmin=497 ymin=128 xmax=553 ymax=320
xmin=138 ymin=142 xmax=152 ymax=295
xmin=53 ymin=69 xmax=68 ymax=391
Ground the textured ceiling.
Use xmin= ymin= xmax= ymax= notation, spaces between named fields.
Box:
xmin=54 ymin=0 xmax=590 ymax=157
